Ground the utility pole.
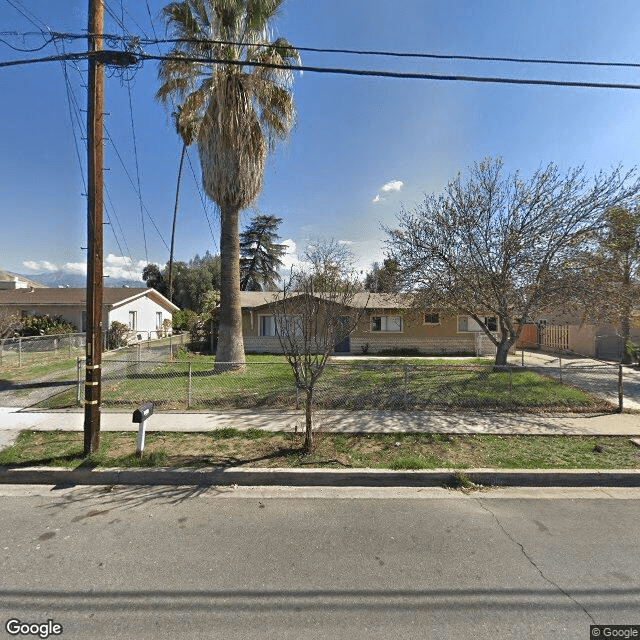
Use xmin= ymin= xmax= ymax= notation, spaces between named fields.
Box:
xmin=84 ymin=0 xmax=104 ymax=455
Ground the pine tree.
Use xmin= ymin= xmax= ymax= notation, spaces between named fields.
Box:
xmin=240 ymin=215 xmax=287 ymax=291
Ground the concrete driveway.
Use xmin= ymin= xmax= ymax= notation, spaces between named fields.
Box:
xmin=513 ymin=350 xmax=640 ymax=411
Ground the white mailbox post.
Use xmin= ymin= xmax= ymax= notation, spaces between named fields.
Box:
xmin=132 ymin=402 xmax=154 ymax=457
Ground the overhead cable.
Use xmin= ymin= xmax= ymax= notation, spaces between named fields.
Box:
xmin=5 ymin=49 xmax=640 ymax=91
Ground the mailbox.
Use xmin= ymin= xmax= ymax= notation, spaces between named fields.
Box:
xmin=132 ymin=402 xmax=154 ymax=424
xmin=132 ymin=402 xmax=154 ymax=457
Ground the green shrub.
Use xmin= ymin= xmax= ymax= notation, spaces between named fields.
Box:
xmin=18 ymin=314 xmax=77 ymax=336
xmin=106 ymin=321 xmax=129 ymax=350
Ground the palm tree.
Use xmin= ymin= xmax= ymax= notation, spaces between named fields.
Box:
xmin=156 ymin=0 xmax=299 ymax=367
xmin=168 ymin=105 xmax=200 ymax=304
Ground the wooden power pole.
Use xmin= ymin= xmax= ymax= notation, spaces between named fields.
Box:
xmin=84 ymin=0 xmax=104 ymax=455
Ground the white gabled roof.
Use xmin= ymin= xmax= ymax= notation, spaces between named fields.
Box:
xmin=0 ymin=287 xmax=179 ymax=312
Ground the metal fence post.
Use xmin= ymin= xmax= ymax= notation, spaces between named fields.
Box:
xmin=76 ymin=357 xmax=83 ymax=405
xmin=618 ymin=364 xmax=624 ymax=413
xmin=403 ymin=365 xmax=409 ymax=408
xmin=188 ymin=363 xmax=192 ymax=408
xmin=18 ymin=337 xmax=22 ymax=367
xmin=559 ymin=356 xmax=563 ymax=384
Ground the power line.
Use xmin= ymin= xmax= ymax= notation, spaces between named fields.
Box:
xmin=138 ymin=52 xmax=640 ymax=92
xmin=185 ymin=148 xmax=218 ymax=250
xmin=126 ymin=80 xmax=149 ymax=262
xmin=3 ymin=0 xmax=49 ymax=31
xmin=104 ymin=124 xmax=170 ymax=252
xmin=8 ymin=30 xmax=640 ymax=72
xmin=6 ymin=48 xmax=640 ymax=92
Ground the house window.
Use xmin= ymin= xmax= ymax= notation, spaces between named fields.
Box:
xmin=423 ymin=313 xmax=440 ymax=325
xmin=128 ymin=311 xmax=137 ymax=331
xmin=260 ymin=316 xmax=276 ymax=337
xmin=259 ymin=315 xmax=302 ymax=337
xmin=156 ymin=312 xmax=163 ymax=330
xmin=458 ymin=315 xmax=497 ymax=332
xmin=371 ymin=316 xmax=403 ymax=332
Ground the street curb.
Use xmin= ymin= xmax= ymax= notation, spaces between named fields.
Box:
xmin=1 ymin=466 xmax=640 ymax=487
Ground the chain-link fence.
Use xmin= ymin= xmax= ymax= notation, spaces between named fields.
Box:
xmin=0 ymin=333 xmax=86 ymax=367
xmin=56 ymin=359 xmax=623 ymax=412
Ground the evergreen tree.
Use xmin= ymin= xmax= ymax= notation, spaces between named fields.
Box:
xmin=240 ymin=215 xmax=287 ymax=291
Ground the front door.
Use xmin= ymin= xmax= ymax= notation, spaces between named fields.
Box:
xmin=334 ymin=316 xmax=350 ymax=353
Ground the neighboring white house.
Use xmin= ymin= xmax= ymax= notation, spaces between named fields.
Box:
xmin=0 ymin=287 xmax=178 ymax=340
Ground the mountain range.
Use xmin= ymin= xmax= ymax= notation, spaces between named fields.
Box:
xmin=11 ymin=271 xmax=144 ymax=289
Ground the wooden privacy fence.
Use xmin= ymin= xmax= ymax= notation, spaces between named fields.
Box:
xmin=542 ymin=324 xmax=570 ymax=351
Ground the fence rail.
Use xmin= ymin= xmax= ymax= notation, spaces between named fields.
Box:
xmin=0 ymin=332 xmax=189 ymax=368
xmin=53 ymin=359 xmax=623 ymax=413
xmin=0 ymin=333 xmax=86 ymax=366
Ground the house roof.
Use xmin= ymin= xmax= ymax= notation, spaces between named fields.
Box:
xmin=0 ymin=287 xmax=179 ymax=311
xmin=239 ymin=291 xmax=414 ymax=310
xmin=0 ymin=270 xmax=47 ymax=288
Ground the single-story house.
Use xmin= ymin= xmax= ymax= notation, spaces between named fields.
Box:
xmin=0 ymin=287 xmax=178 ymax=341
xmin=240 ymin=292 xmax=499 ymax=356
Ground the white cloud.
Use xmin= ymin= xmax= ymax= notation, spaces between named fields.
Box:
xmin=380 ymin=180 xmax=404 ymax=193
xmin=22 ymin=260 xmax=58 ymax=273
xmin=373 ymin=179 xmax=404 ymax=203
xmin=61 ymin=262 xmax=87 ymax=275
xmin=22 ymin=254 xmax=145 ymax=281
xmin=279 ymin=239 xmax=299 ymax=272
xmin=338 ymin=240 xmax=354 ymax=246
xmin=104 ymin=254 xmax=146 ymax=281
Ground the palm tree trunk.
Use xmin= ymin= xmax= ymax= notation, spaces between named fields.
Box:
xmin=168 ymin=142 xmax=187 ymax=303
xmin=215 ymin=205 xmax=246 ymax=369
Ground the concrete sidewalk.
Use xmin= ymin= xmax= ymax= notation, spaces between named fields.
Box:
xmin=1 ymin=407 xmax=638 ymax=436
xmin=2 ymin=407 xmax=639 ymax=488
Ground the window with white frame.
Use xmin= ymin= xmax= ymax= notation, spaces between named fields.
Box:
xmin=128 ymin=310 xmax=137 ymax=331
xmin=458 ymin=315 xmax=497 ymax=332
xmin=259 ymin=315 xmax=302 ymax=337
xmin=156 ymin=312 xmax=163 ymax=330
xmin=370 ymin=315 xmax=403 ymax=332
xmin=423 ymin=312 xmax=440 ymax=325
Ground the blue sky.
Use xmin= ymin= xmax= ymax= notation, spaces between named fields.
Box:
xmin=2 ymin=0 xmax=640 ymax=282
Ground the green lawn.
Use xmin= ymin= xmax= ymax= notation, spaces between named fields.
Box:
xmin=0 ymin=353 xmax=83 ymax=382
xmin=1 ymin=430 xmax=637 ymax=470
xmin=34 ymin=353 xmax=611 ymax=412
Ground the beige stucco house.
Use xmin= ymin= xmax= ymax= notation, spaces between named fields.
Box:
xmin=240 ymin=292 xmax=498 ymax=356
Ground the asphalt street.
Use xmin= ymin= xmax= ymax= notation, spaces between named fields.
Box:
xmin=0 ymin=485 xmax=638 ymax=640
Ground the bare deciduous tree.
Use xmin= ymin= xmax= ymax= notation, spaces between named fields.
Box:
xmin=385 ymin=157 xmax=640 ymax=365
xmin=273 ymin=241 xmax=367 ymax=452
xmin=587 ymin=205 xmax=640 ymax=362
xmin=0 ymin=311 xmax=20 ymax=340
